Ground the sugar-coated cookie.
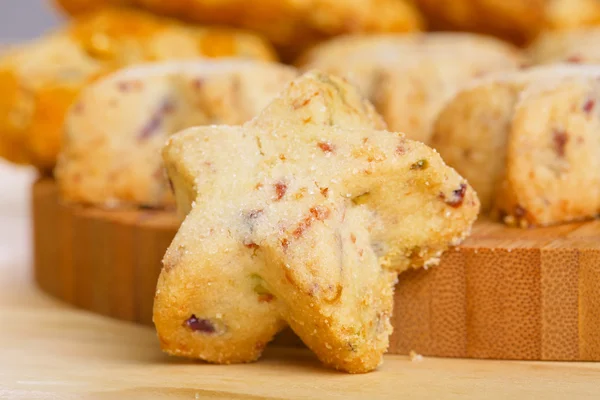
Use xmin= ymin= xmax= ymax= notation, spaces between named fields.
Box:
xmin=298 ymin=33 xmax=523 ymax=144
xmin=154 ymin=71 xmax=479 ymax=373
xmin=0 ymin=8 xmax=276 ymax=170
xmin=55 ymin=60 xmax=297 ymax=208
xmin=431 ymin=65 xmax=600 ymax=227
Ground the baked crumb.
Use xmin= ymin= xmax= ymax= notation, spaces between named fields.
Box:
xmin=409 ymin=350 xmax=423 ymax=362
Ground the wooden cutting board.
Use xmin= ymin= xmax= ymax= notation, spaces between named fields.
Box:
xmin=33 ymin=178 xmax=600 ymax=361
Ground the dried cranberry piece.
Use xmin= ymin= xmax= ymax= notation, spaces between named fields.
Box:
xmin=514 ymin=205 xmax=527 ymax=218
xmin=244 ymin=241 xmax=259 ymax=249
xmin=246 ymin=209 xmax=264 ymax=220
xmin=441 ymin=183 xmax=467 ymax=208
xmin=583 ymin=98 xmax=596 ymax=114
xmin=184 ymin=315 xmax=216 ymax=333
xmin=138 ymin=98 xmax=176 ymax=140
xmin=117 ymin=80 xmax=143 ymax=92
xmin=553 ymin=128 xmax=569 ymax=157
xmin=317 ymin=142 xmax=335 ymax=153
xmin=274 ymin=182 xmax=287 ymax=201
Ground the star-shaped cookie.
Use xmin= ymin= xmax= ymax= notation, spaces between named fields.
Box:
xmin=154 ymin=71 xmax=479 ymax=373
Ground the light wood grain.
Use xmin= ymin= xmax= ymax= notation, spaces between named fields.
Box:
xmin=392 ymin=220 xmax=600 ymax=361
xmin=0 ymin=175 xmax=597 ymax=399
xmin=33 ymin=179 xmax=600 ymax=363
xmin=3 ymin=254 xmax=600 ymax=399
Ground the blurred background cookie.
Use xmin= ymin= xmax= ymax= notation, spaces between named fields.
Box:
xmin=0 ymin=8 xmax=276 ymax=172
xmin=53 ymin=0 xmax=424 ymax=60
xmin=413 ymin=0 xmax=600 ymax=45
xmin=55 ymin=59 xmax=297 ymax=209
xmin=431 ymin=65 xmax=600 ymax=227
xmin=528 ymin=28 xmax=600 ymax=64
xmin=299 ymin=33 xmax=523 ymax=143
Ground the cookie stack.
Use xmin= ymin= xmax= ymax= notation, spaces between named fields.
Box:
xmin=6 ymin=0 xmax=600 ymax=374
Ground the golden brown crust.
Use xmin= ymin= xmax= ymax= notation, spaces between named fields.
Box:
xmin=431 ymin=65 xmax=600 ymax=227
xmin=154 ymin=71 xmax=479 ymax=373
xmin=0 ymin=8 xmax=276 ymax=170
xmin=414 ymin=0 xmax=544 ymax=44
xmin=55 ymin=60 xmax=297 ymax=209
xmin=298 ymin=33 xmax=523 ymax=144
xmin=545 ymin=0 xmax=600 ymax=31
xmin=413 ymin=0 xmax=600 ymax=45
xmin=53 ymin=0 xmax=424 ymax=60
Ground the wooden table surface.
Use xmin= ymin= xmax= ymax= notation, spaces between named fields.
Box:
xmin=1 ymin=162 xmax=599 ymax=400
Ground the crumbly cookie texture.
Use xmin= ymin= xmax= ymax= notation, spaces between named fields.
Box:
xmin=55 ymin=60 xmax=297 ymax=209
xmin=528 ymin=28 xmax=600 ymax=65
xmin=0 ymin=8 xmax=276 ymax=171
xmin=413 ymin=0 xmax=600 ymax=45
xmin=154 ymin=71 xmax=479 ymax=373
xmin=431 ymin=65 xmax=600 ymax=227
xmin=53 ymin=0 xmax=423 ymax=60
xmin=298 ymin=33 xmax=523 ymax=144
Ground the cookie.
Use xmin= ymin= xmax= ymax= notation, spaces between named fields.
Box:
xmin=528 ymin=28 xmax=600 ymax=65
xmin=53 ymin=0 xmax=424 ymax=60
xmin=55 ymin=60 xmax=297 ymax=208
xmin=298 ymin=33 xmax=523 ymax=144
xmin=413 ymin=0 xmax=600 ymax=45
xmin=154 ymin=71 xmax=479 ymax=373
xmin=431 ymin=65 xmax=600 ymax=227
xmin=545 ymin=0 xmax=600 ymax=31
xmin=0 ymin=8 xmax=276 ymax=170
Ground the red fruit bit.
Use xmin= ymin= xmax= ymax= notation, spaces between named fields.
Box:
xmin=281 ymin=238 xmax=289 ymax=251
xmin=192 ymin=78 xmax=204 ymax=90
xmin=258 ymin=293 xmax=274 ymax=303
xmin=553 ymin=128 xmax=569 ymax=157
xmin=320 ymin=187 xmax=329 ymax=197
xmin=441 ymin=183 xmax=467 ymax=208
xmin=243 ymin=209 xmax=264 ymax=233
xmin=138 ymin=98 xmax=176 ymax=140
xmin=396 ymin=145 xmax=406 ymax=156
xmin=246 ymin=209 xmax=264 ymax=219
xmin=583 ymin=98 xmax=595 ymax=114
xmin=72 ymin=101 xmax=84 ymax=114
xmin=514 ymin=205 xmax=527 ymax=218
xmin=518 ymin=61 xmax=531 ymax=70
xmin=117 ymin=80 xmax=143 ymax=92
xmin=317 ymin=142 xmax=335 ymax=153
xmin=152 ymin=167 xmax=164 ymax=180
xmin=310 ymin=206 xmax=330 ymax=221
xmin=274 ymin=182 xmax=287 ymax=201
xmin=565 ymin=55 xmax=583 ymax=64
xmin=244 ymin=241 xmax=259 ymax=250
xmin=292 ymin=206 xmax=331 ymax=239
xmin=184 ymin=315 xmax=216 ymax=333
